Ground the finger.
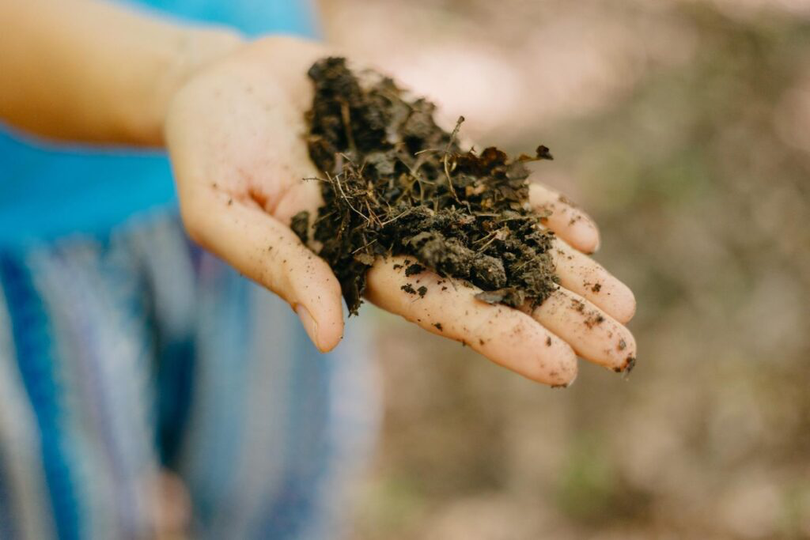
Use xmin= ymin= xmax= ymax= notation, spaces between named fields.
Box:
xmin=365 ymin=257 xmax=578 ymax=387
xmin=270 ymin=176 xmax=323 ymax=227
xmin=551 ymin=240 xmax=636 ymax=324
xmin=529 ymin=288 xmax=637 ymax=372
xmin=529 ymin=183 xmax=600 ymax=254
xmin=179 ymin=187 xmax=344 ymax=352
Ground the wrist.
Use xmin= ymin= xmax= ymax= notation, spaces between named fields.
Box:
xmin=125 ymin=26 xmax=246 ymax=146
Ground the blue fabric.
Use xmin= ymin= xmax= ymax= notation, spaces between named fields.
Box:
xmin=0 ymin=256 xmax=82 ymax=540
xmin=0 ymin=0 xmax=317 ymax=249
xmin=0 ymin=214 xmax=380 ymax=539
xmin=256 ymin=324 xmax=331 ymax=539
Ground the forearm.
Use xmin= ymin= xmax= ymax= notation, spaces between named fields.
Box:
xmin=0 ymin=0 xmax=245 ymax=146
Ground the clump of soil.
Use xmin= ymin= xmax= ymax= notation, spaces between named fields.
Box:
xmin=299 ymin=57 xmax=559 ymax=315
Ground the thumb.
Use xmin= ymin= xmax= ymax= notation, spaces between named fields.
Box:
xmin=179 ymin=187 xmax=344 ymax=352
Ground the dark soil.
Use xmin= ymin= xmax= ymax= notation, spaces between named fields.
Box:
xmin=299 ymin=57 xmax=559 ymax=315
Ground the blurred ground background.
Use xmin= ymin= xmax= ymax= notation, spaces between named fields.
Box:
xmin=318 ymin=1 xmax=810 ymax=538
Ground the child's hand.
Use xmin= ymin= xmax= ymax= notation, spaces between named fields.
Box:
xmin=165 ymin=36 xmax=636 ymax=386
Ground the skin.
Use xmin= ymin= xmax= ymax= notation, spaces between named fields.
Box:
xmin=166 ymin=37 xmax=637 ymax=386
xmin=1 ymin=2 xmax=637 ymax=387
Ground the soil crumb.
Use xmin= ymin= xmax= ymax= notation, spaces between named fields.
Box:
xmin=305 ymin=57 xmax=559 ymax=314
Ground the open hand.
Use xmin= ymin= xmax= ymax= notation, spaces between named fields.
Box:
xmin=165 ymin=36 xmax=636 ymax=387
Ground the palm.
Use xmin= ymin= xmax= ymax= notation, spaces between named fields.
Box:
xmin=166 ymin=37 xmax=636 ymax=386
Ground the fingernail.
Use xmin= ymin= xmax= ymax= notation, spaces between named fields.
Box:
xmin=296 ymin=304 xmax=321 ymax=351
xmin=622 ymin=356 xmax=637 ymax=380
xmin=586 ymin=229 xmax=601 ymax=255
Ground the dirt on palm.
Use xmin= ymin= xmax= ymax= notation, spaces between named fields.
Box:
xmin=297 ymin=57 xmax=559 ymax=315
